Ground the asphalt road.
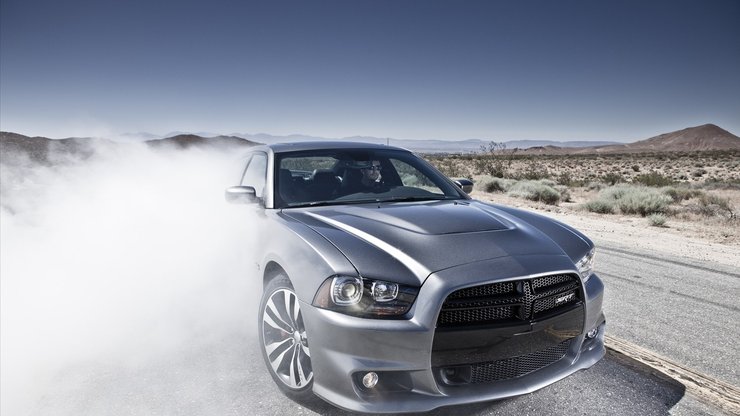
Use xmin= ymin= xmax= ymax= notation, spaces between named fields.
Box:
xmin=28 ymin=242 xmax=737 ymax=416
xmin=32 ymin=332 xmax=718 ymax=416
xmin=596 ymin=240 xmax=740 ymax=387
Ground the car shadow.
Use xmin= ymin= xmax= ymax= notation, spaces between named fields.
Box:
xmin=294 ymin=351 xmax=688 ymax=415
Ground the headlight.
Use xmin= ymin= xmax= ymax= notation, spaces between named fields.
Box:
xmin=331 ymin=276 xmax=363 ymax=305
xmin=576 ymin=247 xmax=596 ymax=281
xmin=314 ymin=275 xmax=419 ymax=318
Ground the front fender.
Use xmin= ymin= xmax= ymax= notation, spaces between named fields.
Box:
xmin=259 ymin=210 xmax=357 ymax=303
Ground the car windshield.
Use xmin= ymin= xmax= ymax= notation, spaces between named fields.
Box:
xmin=274 ymin=148 xmax=464 ymax=208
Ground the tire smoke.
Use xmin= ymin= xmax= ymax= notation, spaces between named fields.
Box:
xmin=1 ymin=142 xmax=261 ymax=415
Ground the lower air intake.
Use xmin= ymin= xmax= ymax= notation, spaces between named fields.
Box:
xmin=469 ymin=339 xmax=572 ymax=383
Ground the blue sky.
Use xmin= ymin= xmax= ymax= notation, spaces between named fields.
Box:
xmin=1 ymin=0 xmax=738 ymax=141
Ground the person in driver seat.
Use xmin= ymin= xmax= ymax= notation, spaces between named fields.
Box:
xmin=359 ymin=160 xmax=383 ymax=188
xmin=341 ymin=159 xmax=385 ymax=194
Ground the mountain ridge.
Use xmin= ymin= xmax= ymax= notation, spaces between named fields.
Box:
xmin=2 ymin=124 xmax=738 ymax=164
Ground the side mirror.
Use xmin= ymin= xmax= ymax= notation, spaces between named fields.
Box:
xmin=452 ymin=178 xmax=474 ymax=194
xmin=225 ymin=186 xmax=257 ymax=204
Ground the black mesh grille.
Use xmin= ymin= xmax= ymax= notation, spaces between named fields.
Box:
xmin=437 ymin=273 xmax=580 ymax=328
xmin=446 ymin=282 xmax=516 ymax=299
xmin=437 ymin=306 xmax=516 ymax=325
xmin=468 ymin=339 xmax=572 ymax=383
xmin=532 ymin=274 xmax=573 ymax=291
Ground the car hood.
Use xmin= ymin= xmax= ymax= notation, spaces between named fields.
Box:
xmin=284 ymin=200 xmax=584 ymax=286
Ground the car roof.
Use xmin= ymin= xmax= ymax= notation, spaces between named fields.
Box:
xmin=258 ymin=141 xmax=411 ymax=154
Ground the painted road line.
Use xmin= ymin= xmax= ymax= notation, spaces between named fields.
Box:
xmin=605 ymin=334 xmax=740 ymax=415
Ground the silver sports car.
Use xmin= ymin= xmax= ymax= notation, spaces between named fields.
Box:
xmin=226 ymin=142 xmax=605 ymax=413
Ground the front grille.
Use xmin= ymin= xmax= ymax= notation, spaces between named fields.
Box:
xmin=437 ymin=305 xmax=515 ymax=326
xmin=437 ymin=273 xmax=581 ymax=328
xmin=469 ymin=339 xmax=572 ymax=383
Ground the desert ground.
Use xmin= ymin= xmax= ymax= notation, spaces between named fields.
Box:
xmin=427 ymin=151 xmax=740 ymax=268
xmin=472 ymin=190 xmax=740 ymax=268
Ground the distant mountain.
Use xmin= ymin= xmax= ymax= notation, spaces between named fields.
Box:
xmin=521 ymin=124 xmax=740 ymax=154
xmin=0 ymin=131 xmax=112 ymax=165
xmin=146 ymin=134 xmax=260 ymax=149
xmin=389 ymin=139 xmax=620 ymax=153
xmin=223 ymin=132 xmax=618 ymax=153
xmin=613 ymin=124 xmax=740 ymax=152
xmin=0 ymin=132 xmax=259 ymax=165
xmin=3 ymin=124 xmax=736 ymax=166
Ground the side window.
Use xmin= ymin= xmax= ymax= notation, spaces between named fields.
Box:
xmin=241 ymin=153 xmax=268 ymax=198
xmin=390 ymin=158 xmax=438 ymax=190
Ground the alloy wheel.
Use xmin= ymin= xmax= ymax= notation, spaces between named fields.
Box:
xmin=261 ymin=288 xmax=313 ymax=389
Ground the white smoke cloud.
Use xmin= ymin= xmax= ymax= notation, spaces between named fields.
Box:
xmin=1 ymin=142 xmax=262 ymax=415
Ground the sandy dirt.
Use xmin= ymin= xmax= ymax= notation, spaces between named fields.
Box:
xmin=471 ymin=191 xmax=740 ymax=269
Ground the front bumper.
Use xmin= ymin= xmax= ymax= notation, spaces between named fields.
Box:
xmin=300 ymin=255 xmax=606 ymax=413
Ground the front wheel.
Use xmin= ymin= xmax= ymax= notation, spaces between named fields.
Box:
xmin=258 ymin=274 xmax=314 ymax=399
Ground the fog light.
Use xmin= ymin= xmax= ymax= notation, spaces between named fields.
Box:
xmin=586 ymin=327 xmax=599 ymax=339
xmin=362 ymin=372 xmax=379 ymax=388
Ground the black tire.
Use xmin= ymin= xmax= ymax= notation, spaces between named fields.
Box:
xmin=258 ymin=273 xmax=314 ymax=400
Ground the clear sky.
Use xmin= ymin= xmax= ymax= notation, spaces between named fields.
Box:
xmin=1 ymin=0 xmax=738 ymax=141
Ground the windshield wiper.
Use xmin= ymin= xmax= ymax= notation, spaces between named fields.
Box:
xmin=376 ymin=196 xmax=457 ymax=203
xmin=285 ymin=199 xmax=379 ymax=208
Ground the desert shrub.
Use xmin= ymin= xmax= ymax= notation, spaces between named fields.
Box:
xmin=587 ymin=184 xmax=673 ymax=216
xmin=586 ymin=181 xmax=605 ymax=191
xmin=598 ymin=185 xmax=631 ymax=201
xmin=432 ymin=160 xmax=459 ymax=177
xmin=614 ymin=188 xmax=672 ymax=216
xmin=633 ymin=171 xmax=674 ymax=187
xmin=700 ymin=193 xmax=732 ymax=210
xmin=647 ymin=213 xmax=668 ymax=227
xmin=599 ymin=172 xmax=624 ymax=186
xmin=660 ymin=186 xmax=703 ymax=202
xmin=556 ymin=171 xmax=578 ymax=186
xmin=478 ymin=176 xmax=516 ymax=193
xmin=583 ymin=199 xmax=616 ymax=214
xmin=516 ymin=164 xmax=550 ymax=180
xmin=700 ymin=178 xmax=740 ymax=190
xmin=697 ymin=193 xmax=735 ymax=218
xmin=555 ymin=185 xmax=571 ymax=202
xmin=473 ymin=142 xmax=516 ymax=177
xmin=616 ymin=189 xmax=672 ymax=216
xmin=507 ymin=180 xmax=561 ymax=205
xmin=538 ymin=178 xmax=557 ymax=187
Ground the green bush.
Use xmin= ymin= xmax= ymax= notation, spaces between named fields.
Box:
xmin=660 ymin=186 xmax=703 ymax=202
xmin=587 ymin=181 xmax=605 ymax=191
xmin=598 ymin=185 xmax=631 ymax=201
xmin=633 ymin=171 xmax=674 ymax=187
xmin=556 ymin=171 xmax=574 ymax=186
xmin=584 ymin=184 xmax=673 ymax=216
xmin=516 ymin=164 xmax=550 ymax=180
xmin=700 ymin=178 xmax=740 ymax=191
xmin=507 ymin=180 xmax=561 ymax=205
xmin=698 ymin=193 xmax=734 ymax=217
xmin=599 ymin=172 xmax=624 ymax=186
xmin=614 ymin=188 xmax=673 ymax=216
xmin=555 ymin=185 xmax=571 ymax=202
xmin=478 ymin=176 xmax=516 ymax=193
xmin=582 ymin=199 xmax=616 ymax=214
xmin=647 ymin=213 xmax=668 ymax=227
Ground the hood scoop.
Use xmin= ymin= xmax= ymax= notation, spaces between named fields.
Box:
xmin=332 ymin=201 xmax=510 ymax=235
